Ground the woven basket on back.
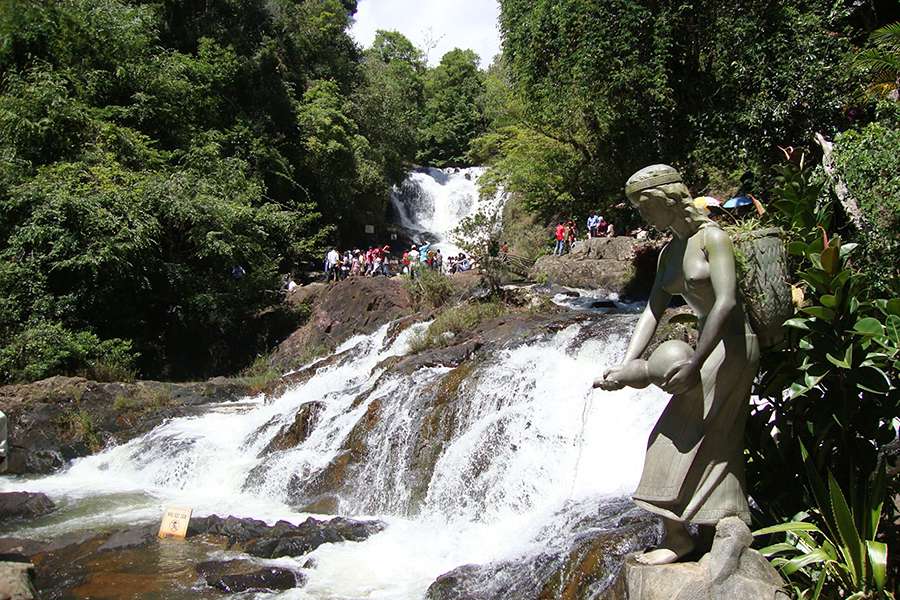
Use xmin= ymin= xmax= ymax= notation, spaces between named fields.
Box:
xmin=731 ymin=227 xmax=793 ymax=349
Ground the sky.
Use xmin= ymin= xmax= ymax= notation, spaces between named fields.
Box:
xmin=349 ymin=0 xmax=502 ymax=68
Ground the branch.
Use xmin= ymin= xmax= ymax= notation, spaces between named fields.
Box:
xmin=814 ymin=133 xmax=871 ymax=233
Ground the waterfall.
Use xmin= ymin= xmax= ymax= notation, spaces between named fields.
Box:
xmin=389 ymin=167 xmax=506 ymax=255
xmin=0 ymin=315 xmax=667 ymax=599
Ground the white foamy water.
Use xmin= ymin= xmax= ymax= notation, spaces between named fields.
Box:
xmin=1 ymin=315 xmax=667 ymax=599
xmin=390 ymin=166 xmax=506 ymax=256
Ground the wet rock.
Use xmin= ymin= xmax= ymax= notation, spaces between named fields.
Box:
xmin=197 ymin=559 xmax=304 ymax=593
xmin=427 ymin=500 xmax=658 ymax=600
xmin=187 ymin=514 xmax=385 ymax=559
xmin=270 ymin=277 xmax=413 ymax=371
xmin=97 ymin=524 xmax=157 ymax=552
xmin=243 ymin=516 xmax=386 ymax=559
xmin=0 ymin=376 xmax=253 ymax=474
xmin=209 ymin=567 xmax=300 ymax=593
xmin=0 ymin=561 xmax=35 ymax=600
xmin=0 ymin=493 xmax=55 ymax=521
xmin=260 ymin=401 xmax=326 ymax=454
xmin=624 ymin=517 xmax=784 ymax=600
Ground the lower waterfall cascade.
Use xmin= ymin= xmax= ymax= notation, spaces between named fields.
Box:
xmin=1 ymin=315 xmax=669 ymax=599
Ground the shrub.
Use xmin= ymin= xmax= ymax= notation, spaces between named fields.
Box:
xmin=0 ymin=321 xmax=137 ymax=383
xmin=408 ymin=300 xmax=506 ymax=353
xmin=403 ymin=268 xmax=456 ymax=309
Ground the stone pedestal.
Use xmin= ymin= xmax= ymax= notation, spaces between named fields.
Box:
xmin=625 ymin=517 xmax=786 ymax=600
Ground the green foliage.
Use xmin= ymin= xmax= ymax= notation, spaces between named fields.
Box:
xmin=754 ymin=458 xmax=892 ymax=599
xmin=418 ymin=49 xmax=487 ymax=166
xmin=833 ymin=119 xmax=900 ymax=297
xmin=452 ymin=208 xmax=502 ymax=257
xmin=0 ymin=321 xmax=136 ymax=383
xmin=746 ymin=159 xmax=899 ymax=595
xmin=0 ymin=1 xmax=426 ymax=382
xmin=487 ymin=0 xmax=861 ymax=224
xmin=854 ymin=21 xmax=900 ymax=100
xmin=403 ymin=268 xmax=456 ymax=310
xmin=408 ymin=300 xmax=506 ymax=353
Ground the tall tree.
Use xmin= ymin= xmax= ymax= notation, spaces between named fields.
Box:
xmin=417 ymin=48 xmax=487 ymax=166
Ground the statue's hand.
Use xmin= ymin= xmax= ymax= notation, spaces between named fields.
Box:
xmin=593 ymin=365 xmax=626 ymax=391
xmin=662 ymin=360 xmax=701 ymax=395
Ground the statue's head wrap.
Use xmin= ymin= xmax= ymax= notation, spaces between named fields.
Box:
xmin=625 ymin=164 xmax=683 ymax=197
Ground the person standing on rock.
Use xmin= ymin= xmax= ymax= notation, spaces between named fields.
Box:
xmin=0 ymin=410 xmax=7 ymax=473
xmin=554 ymin=221 xmax=566 ymax=255
xmin=594 ymin=164 xmax=758 ymax=566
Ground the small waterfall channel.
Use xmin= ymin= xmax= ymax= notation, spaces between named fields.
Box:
xmin=1 ymin=316 xmax=668 ymax=598
xmin=389 ymin=167 xmax=506 ymax=255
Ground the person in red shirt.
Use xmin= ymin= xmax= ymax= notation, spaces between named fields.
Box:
xmin=554 ymin=221 xmax=566 ymax=255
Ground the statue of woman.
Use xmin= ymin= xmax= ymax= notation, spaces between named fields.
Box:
xmin=595 ymin=165 xmax=759 ymax=565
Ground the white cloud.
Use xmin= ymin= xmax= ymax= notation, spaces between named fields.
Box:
xmin=349 ymin=0 xmax=501 ymax=68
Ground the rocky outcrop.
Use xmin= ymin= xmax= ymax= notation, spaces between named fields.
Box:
xmin=530 ymin=237 xmax=662 ymax=297
xmin=427 ymin=499 xmax=660 ymax=600
xmin=197 ymin=560 xmax=303 ymax=593
xmin=270 ymin=277 xmax=413 ymax=371
xmin=0 ymin=493 xmax=55 ymax=521
xmin=187 ymin=514 xmax=386 ymax=558
xmin=624 ymin=517 xmax=785 ymax=600
xmin=260 ymin=401 xmax=326 ymax=455
xmin=0 ymin=561 xmax=35 ymax=600
xmin=0 ymin=513 xmax=382 ymax=598
xmin=0 ymin=375 xmax=253 ymax=474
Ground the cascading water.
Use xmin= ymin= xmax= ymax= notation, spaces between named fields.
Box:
xmin=1 ymin=315 xmax=668 ymax=599
xmin=389 ymin=167 xmax=506 ymax=255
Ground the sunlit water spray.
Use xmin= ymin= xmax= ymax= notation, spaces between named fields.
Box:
xmin=1 ymin=315 xmax=667 ymax=599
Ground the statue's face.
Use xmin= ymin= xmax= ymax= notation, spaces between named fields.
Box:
xmin=629 ymin=191 xmax=675 ymax=231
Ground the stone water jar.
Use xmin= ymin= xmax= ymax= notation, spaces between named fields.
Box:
xmin=731 ymin=227 xmax=793 ymax=349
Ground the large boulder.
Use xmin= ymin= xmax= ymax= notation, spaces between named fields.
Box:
xmin=0 ymin=376 xmax=253 ymax=474
xmin=624 ymin=517 xmax=784 ymax=600
xmin=530 ymin=237 xmax=662 ymax=298
xmin=0 ymin=561 xmax=35 ymax=600
xmin=269 ymin=277 xmax=413 ymax=371
xmin=0 ymin=493 xmax=55 ymax=521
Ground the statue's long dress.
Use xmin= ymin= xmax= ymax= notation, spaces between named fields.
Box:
xmin=632 ymin=327 xmax=759 ymax=525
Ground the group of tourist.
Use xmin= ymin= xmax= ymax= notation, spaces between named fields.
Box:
xmin=324 ymin=245 xmax=392 ymax=282
xmin=320 ymin=242 xmax=474 ymax=282
xmin=553 ymin=213 xmax=616 ymax=255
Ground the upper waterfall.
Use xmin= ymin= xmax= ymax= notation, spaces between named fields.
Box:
xmin=389 ymin=166 xmax=506 ymax=254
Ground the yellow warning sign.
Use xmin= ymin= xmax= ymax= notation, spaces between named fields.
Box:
xmin=158 ymin=506 xmax=192 ymax=539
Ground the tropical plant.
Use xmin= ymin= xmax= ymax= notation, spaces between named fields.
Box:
xmin=753 ymin=453 xmax=892 ymax=599
xmin=854 ymin=21 xmax=900 ymax=100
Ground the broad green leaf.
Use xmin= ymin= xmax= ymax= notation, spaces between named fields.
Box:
xmin=801 ymin=306 xmax=835 ymax=321
xmin=759 ymin=542 xmax=798 ymax=556
xmin=753 ymin=522 xmax=822 ymax=536
xmin=811 ymin=568 xmax=826 ymax=600
xmin=781 ymin=548 xmax=829 ymax=575
xmin=853 ymin=317 xmax=884 ymax=336
xmin=785 ymin=318 xmax=810 ymax=330
xmin=820 ymin=243 xmax=839 ymax=276
xmin=788 ymin=241 xmax=807 ymax=256
xmin=838 ymin=242 xmax=858 ymax=258
xmin=828 ymin=472 xmax=864 ymax=587
xmin=855 ymin=366 xmax=891 ymax=395
xmin=825 ymin=345 xmax=852 ymax=369
xmin=820 ymin=294 xmax=837 ymax=308
xmin=885 ymin=315 xmax=900 ymax=344
xmin=885 ymin=298 xmax=900 ymax=316
xmin=865 ymin=540 xmax=887 ymax=591
xmin=850 ymin=297 xmax=859 ymax=314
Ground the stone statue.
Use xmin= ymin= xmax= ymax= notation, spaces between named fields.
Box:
xmin=594 ymin=165 xmax=759 ymax=565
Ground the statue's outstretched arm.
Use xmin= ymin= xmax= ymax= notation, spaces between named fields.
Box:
xmin=664 ymin=228 xmax=737 ymax=394
xmin=623 ymin=266 xmax=671 ymax=363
